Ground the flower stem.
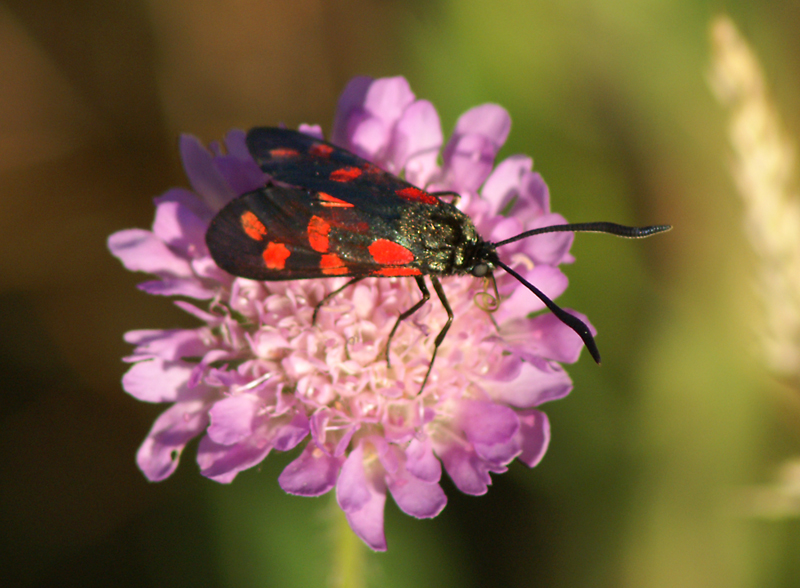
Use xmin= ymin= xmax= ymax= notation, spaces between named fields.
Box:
xmin=328 ymin=494 xmax=366 ymax=588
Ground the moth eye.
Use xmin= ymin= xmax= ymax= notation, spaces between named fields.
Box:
xmin=471 ymin=263 xmax=490 ymax=278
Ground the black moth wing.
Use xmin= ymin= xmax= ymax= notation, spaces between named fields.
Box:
xmin=206 ymin=185 xmax=418 ymax=281
xmin=207 ymin=127 xmax=482 ymax=282
xmin=246 ymin=127 xmax=438 ymax=213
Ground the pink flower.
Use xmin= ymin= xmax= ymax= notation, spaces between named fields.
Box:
xmin=108 ymin=75 xmax=592 ymax=551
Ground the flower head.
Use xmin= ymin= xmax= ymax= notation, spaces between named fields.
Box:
xmin=109 ymin=75 xmax=592 ymax=551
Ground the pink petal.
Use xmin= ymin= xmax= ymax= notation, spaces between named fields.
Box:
xmin=223 ymin=129 xmax=251 ymax=160
xmin=458 ymin=400 xmax=520 ymax=446
xmin=473 ymin=435 xmax=522 ymax=466
xmin=196 ymin=435 xmax=272 ymax=484
xmin=153 ymin=187 xmax=214 ymax=224
xmin=337 ymin=444 xmax=388 ymax=551
xmin=438 ymin=445 xmax=493 ymax=496
xmin=516 ymin=409 xmax=551 ymax=467
xmin=480 ymin=155 xmax=533 ymax=214
xmin=482 ymin=163 xmax=550 ymax=227
xmin=212 ymin=155 xmax=265 ymax=197
xmin=279 ymin=442 xmax=343 ymax=496
xmin=179 ymin=134 xmax=235 ymax=212
xmin=441 ymin=104 xmax=511 ymax=193
xmin=271 ymin=410 xmax=310 ymax=452
xmin=516 ymin=170 xmax=550 ymax=219
xmin=333 ymin=76 xmax=416 ymax=163
xmin=212 ymin=129 xmax=267 ymax=196
xmin=152 ymin=200 xmax=208 ymax=259
xmin=297 ymin=124 xmax=323 ymax=139
xmin=489 ymin=359 xmax=573 ymax=408
xmin=122 ymin=359 xmax=207 ymax=403
xmin=453 ymin=104 xmax=511 ymax=147
xmin=405 ymin=437 xmax=441 ymax=483
xmin=390 ymin=99 xmax=442 ymax=187
xmin=343 ymin=486 xmax=387 ymax=552
xmin=442 ymin=133 xmax=499 ymax=194
xmin=490 ymin=354 xmax=524 ymax=382
xmin=487 ymin=215 xmax=525 ymax=244
xmin=207 ymin=394 xmax=261 ymax=445
xmin=331 ymin=76 xmax=375 ymax=145
xmin=136 ymin=400 xmax=209 ymax=481
xmin=362 ymin=76 xmax=415 ymax=121
xmin=348 ymin=117 xmax=392 ymax=163
xmin=124 ymin=328 xmax=209 ymax=362
xmin=386 ymin=464 xmax=447 ymax=518
xmin=336 ymin=444 xmax=371 ymax=511
xmin=191 ymin=255 xmax=232 ymax=283
xmin=108 ymin=229 xmax=193 ymax=277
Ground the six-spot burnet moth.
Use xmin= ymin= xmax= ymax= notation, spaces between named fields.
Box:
xmin=206 ymin=127 xmax=671 ymax=389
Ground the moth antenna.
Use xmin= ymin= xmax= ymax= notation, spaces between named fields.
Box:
xmin=493 ymin=222 xmax=672 ymax=248
xmin=493 ymin=259 xmax=601 ymax=363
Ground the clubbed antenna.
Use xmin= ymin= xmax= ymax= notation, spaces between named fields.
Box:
xmin=493 ymin=222 xmax=672 ymax=248
xmin=492 ymin=222 xmax=672 ymax=363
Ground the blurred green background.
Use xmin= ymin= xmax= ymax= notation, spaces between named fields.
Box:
xmin=2 ymin=1 xmax=799 ymax=586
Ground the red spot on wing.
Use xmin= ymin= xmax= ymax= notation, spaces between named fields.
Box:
xmin=396 ymin=186 xmax=438 ymax=205
xmin=241 ymin=211 xmax=267 ymax=241
xmin=309 ymin=143 xmax=334 ymax=157
xmin=269 ymin=148 xmax=299 ymax=158
xmin=374 ymin=267 xmax=422 ymax=277
xmin=318 ymin=192 xmax=354 ymax=208
xmin=320 ymin=253 xmax=348 ymax=275
xmin=308 ymin=216 xmax=330 ymax=253
xmin=330 ymin=167 xmax=362 ymax=182
xmin=263 ymin=242 xmax=290 ymax=270
xmin=368 ymin=239 xmax=415 ymax=265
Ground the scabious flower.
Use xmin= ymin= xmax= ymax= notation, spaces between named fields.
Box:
xmin=109 ymin=76 xmax=592 ymax=551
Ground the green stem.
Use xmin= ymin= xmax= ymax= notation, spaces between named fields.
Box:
xmin=328 ymin=494 xmax=366 ymax=588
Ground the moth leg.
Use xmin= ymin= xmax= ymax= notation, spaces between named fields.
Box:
xmin=419 ymin=276 xmax=453 ymax=392
xmin=384 ymin=276 xmax=430 ymax=368
xmin=312 ymin=276 xmax=367 ymax=325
